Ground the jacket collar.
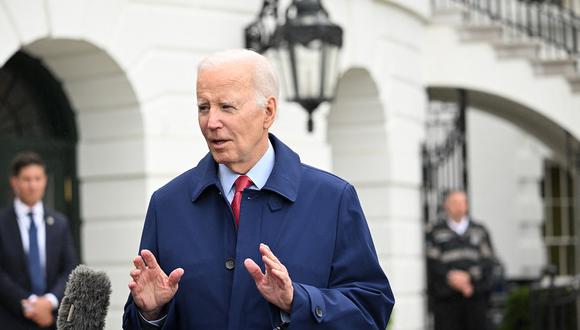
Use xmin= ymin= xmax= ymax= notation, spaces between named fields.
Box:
xmin=190 ymin=133 xmax=301 ymax=203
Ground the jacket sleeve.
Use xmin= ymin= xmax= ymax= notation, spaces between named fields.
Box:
xmin=0 ymin=267 xmax=29 ymax=318
xmin=287 ymin=184 xmax=395 ymax=329
xmin=48 ymin=215 xmax=79 ymax=302
xmin=425 ymin=226 xmax=454 ymax=298
xmin=123 ymin=193 xmax=179 ymax=330
xmin=471 ymin=226 xmax=496 ymax=296
xmin=0 ymin=212 xmax=32 ymax=317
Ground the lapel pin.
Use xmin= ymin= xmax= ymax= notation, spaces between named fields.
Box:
xmin=46 ymin=216 xmax=55 ymax=226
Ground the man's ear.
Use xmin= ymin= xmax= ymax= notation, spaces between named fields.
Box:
xmin=9 ymin=176 xmax=18 ymax=195
xmin=263 ymin=96 xmax=277 ymax=129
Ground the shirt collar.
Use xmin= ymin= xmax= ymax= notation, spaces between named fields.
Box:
xmin=14 ymin=198 xmax=43 ymax=223
xmin=190 ymin=133 xmax=301 ymax=203
xmin=218 ymin=139 xmax=275 ymax=194
xmin=447 ymin=216 xmax=469 ymax=235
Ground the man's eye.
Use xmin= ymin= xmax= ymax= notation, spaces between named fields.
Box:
xmin=198 ymin=105 xmax=209 ymax=113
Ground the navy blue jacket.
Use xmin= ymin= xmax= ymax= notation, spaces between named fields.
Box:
xmin=0 ymin=206 xmax=78 ymax=329
xmin=123 ymin=134 xmax=394 ymax=329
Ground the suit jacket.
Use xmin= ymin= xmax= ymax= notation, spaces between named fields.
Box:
xmin=0 ymin=206 xmax=78 ymax=329
xmin=123 ymin=134 xmax=394 ymax=329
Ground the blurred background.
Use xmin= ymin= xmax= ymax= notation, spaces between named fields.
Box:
xmin=0 ymin=0 xmax=579 ymax=329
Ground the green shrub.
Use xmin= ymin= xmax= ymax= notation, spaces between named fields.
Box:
xmin=499 ymin=286 xmax=530 ymax=330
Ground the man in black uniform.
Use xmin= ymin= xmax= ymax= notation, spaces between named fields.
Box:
xmin=426 ymin=190 xmax=495 ymax=330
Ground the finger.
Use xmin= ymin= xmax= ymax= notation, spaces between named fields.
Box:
xmin=244 ymin=258 xmax=265 ymax=283
xmin=128 ymin=280 xmax=143 ymax=293
xmin=259 ymin=243 xmax=281 ymax=264
xmin=270 ymin=268 xmax=291 ymax=286
xmin=168 ymin=268 xmax=185 ymax=287
xmin=140 ymin=249 xmax=160 ymax=269
xmin=260 ymin=245 xmax=283 ymax=275
xmin=133 ymin=255 xmax=146 ymax=271
xmin=130 ymin=269 xmax=141 ymax=278
xmin=262 ymin=255 xmax=279 ymax=273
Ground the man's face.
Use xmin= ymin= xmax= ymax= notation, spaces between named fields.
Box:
xmin=197 ymin=62 xmax=275 ymax=173
xmin=445 ymin=192 xmax=468 ymax=221
xmin=10 ymin=164 xmax=47 ymax=207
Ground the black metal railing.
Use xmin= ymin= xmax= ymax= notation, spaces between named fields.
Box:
xmin=529 ymin=270 xmax=580 ymax=330
xmin=433 ymin=0 xmax=580 ymax=57
xmin=422 ymin=89 xmax=469 ymax=225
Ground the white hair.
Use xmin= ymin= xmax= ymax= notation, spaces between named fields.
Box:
xmin=197 ymin=49 xmax=280 ymax=108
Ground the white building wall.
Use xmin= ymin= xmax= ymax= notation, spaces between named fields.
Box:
xmin=468 ymin=109 xmax=549 ymax=279
xmin=424 ymin=20 xmax=580 ymax=142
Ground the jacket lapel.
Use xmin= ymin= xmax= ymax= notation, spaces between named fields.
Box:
xmin=44 ymin=210 xmax=57 ymax=287
xmin=3 ymin=207 xmax=29 ymax=284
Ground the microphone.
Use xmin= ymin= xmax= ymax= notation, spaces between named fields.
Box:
xmin=57 ymin=265 xmax=112 ymax=330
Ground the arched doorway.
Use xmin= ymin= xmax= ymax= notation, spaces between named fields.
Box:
xmin=2 ymin=37 xmax=146 ymax=324
xmin=425 ymin=87 xmax=580 ymax=272
xmin=0 ymin=50 xmax=80 ymax=254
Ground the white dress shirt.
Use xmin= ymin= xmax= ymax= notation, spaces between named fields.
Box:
xmin=14 ymin=198 xmax=58 ymax=309
xmin=14 ymin=199 xmax=47 ymax=271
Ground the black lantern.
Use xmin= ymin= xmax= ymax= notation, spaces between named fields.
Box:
xmin=245 ymin=0 xmax=343 ymax=132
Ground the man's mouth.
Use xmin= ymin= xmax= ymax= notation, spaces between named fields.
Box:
xmin=210 ymin=139 xmax=229 ymax=146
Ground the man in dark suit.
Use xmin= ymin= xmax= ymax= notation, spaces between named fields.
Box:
xmin=0 ymin=152 xmax=78 ymax=329
xmin=123 ymin=49 xmax=394 ymax=329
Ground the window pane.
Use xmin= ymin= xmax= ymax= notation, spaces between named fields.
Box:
xmin=552 ymin=205 xmax=562 ymax=236
xmin=566 ymin=245 xmax=576 ymax=275
xmin=549 ymin=245 xmax=560 ymax=274
xmin=569 ymin=203 xmax=575 ymax=236
xmin=551 ymin=167 xmax=561 ymax=198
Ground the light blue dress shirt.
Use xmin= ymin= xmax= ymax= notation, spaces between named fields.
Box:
xmin=218 ymin=140 xmax=275 ymax=204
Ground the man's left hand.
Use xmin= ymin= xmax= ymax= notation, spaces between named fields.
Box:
xmin=22 ymin=296 xmax=54 ymax=327
xmin=244 ymin=244 xmax=294 ymax=313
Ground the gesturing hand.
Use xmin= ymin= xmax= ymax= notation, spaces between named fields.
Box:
xmin=244 ymin=244 xmax=294 ymax=313
xmin=128 ymin=249 xmax=184 ymax=320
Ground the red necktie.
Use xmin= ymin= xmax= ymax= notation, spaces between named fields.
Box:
xmin=231 ymin=175 xmax=253 ymax=227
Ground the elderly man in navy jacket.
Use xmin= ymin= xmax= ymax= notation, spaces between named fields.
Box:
xmin=123 ymin=49 xmax=394 ymax=329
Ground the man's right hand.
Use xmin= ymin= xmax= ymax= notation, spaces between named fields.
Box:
xmin=447 ymin=270 xmax=473 ymax=298
xmin=128 ymin=249 xmax=184 ymax=320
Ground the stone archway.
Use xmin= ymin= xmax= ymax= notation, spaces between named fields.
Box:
xmin=328 ymin=67 xmax=426 ymax=330
xmin=428 ymin=86 xmax=580 ymax=279
xmin=0 ymin=49 xmax=80 ymax=252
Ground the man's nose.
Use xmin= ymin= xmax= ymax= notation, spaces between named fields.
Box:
xmin=207 ymin=108 xmax=223 ymax=129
